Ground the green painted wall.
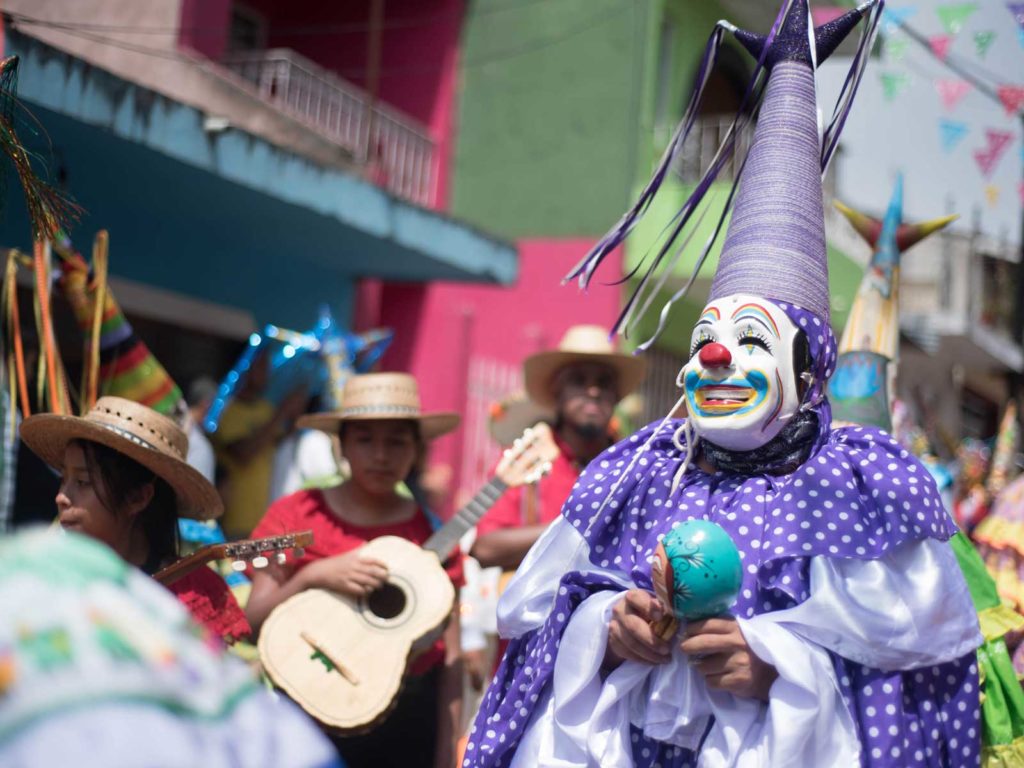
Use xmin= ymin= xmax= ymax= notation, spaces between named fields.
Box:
xmin=451 ymin=0 xmax=746 ymax=240
xmin=451 ymin=0 xmax=655 ymax=239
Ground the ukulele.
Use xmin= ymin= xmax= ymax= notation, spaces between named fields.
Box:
xmin=257 ymin=423 xmax=559 ymax=733
xmin=154 ymin=531 xmax=314 ymax=586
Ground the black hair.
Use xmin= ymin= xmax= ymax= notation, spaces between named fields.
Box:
xmin=338 ymin=419 xmax=426 ymax=484
xmin=793 ymin=329 xmax=813 ymax=399
xmin=75 ymin=439 xmax=180 ymax=574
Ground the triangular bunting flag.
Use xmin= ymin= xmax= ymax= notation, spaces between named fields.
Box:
xmin=811 ymin=6 xmax=848 ymax=26
xmin=886 ymin=37 xmax=910 ymax=61
xmin=974 ymin=30 xmax=996 ymax=57
xmin=939 ymin=118 xmax=969 ymax=152
xmin=1009 ymin=2 xmax=1024 ymax=30
xmin=936 ymin=79 xmax=972 ymax=111
xmin=1018 ymin=181 xmax=1024 ymax=205
xmin=930 ymin=34 xmax=953 ymax=60
xmin=997 ymin=84 xmax=1024 ymax=115
xmin=988 ymin=129 xmax=1015 ymax=156
xmin=1019 ymin=27 xmax=1024 ymax=47
xmin=937 ymin=2 xmax=979 ymax=35
xmin=972 ymin=129 xmax=1015 ymax=178
xmin=881 ymin=71 xmax=911 ymax=101
xmin=985 ymin=185 xmax=1000 ymax=207
xmin=883 ymin=6 xmax=919 ymax=33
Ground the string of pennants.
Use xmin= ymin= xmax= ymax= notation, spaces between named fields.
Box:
xmin=826 ymin=1 xmax=1024 ymax=206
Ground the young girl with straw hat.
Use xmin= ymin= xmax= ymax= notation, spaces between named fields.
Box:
xmin=245 ymin=372 xmax=463 ymax=768
xmin=19 ymin=396 xmax=251 ymax=644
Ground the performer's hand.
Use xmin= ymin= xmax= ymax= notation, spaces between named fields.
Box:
xmin=680 ymin=617 xmax=778 ymax=701
xmin=605 ymin=590 xmax=673 ymax=669
xmin=304 ymin=549 xmax=389 ymax=597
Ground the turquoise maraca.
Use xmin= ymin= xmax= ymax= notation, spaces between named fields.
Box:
xmin=650 ymin=520 xmax=742 ymax=639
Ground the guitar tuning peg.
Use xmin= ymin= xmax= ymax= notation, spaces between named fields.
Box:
xmin=252 ymin=555 xmax=269 ymax=569
xmin=275 ymin=552 xmax=287 ymax=565
xmin=231 ymin=559 xmax=247 ymax=572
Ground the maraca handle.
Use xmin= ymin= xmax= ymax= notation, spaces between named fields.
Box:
xmin=650 ymin=615 xmax=679 ymax=641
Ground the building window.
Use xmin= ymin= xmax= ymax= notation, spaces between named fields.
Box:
xmin=228 ymin=4 xmax=267 ymax=53
xmin=668 ymin=38 xmax=754 ymax=184
xmin=978 ymin=252 xmax=1017 ymax=339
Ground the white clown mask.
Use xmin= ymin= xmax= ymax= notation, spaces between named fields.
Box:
xmin=681 ymin=294 xmax=803 ymax=452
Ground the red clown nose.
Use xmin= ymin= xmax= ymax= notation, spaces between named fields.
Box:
xmin=699 ymin=342 xmax=732 ymax=369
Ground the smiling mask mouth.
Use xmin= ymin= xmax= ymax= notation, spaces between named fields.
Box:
xmin=694 ymin=384 xmax=756 ymax=413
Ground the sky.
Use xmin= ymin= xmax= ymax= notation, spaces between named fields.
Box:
xmin=818 ymin=0 xmax=1023 ymax=249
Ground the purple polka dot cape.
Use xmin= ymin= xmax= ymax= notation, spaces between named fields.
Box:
xmin=466 ymin=305 xmax=981 ymax=767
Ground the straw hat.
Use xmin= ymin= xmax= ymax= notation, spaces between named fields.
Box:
xmin=19 ymin=397 xmax=222 ymax=520
xmin=488 ymin=392 xmax=555 ymax=447
xmin=297 ymin=372 xmax=459 ymax=439
xmin=524 ymin=325 xmax=646 ymax=409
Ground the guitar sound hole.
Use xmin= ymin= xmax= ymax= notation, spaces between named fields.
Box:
xmin=366 ymin=583 xmax=406 ymax=619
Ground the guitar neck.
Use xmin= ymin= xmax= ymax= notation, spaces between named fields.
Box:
xmin=154 ymin=531 xmax=313 ymax=586
xmin=154 ymin=550 xmax=217 ymax=586
xmin=423 ymin=477 xmax=508 ymax=562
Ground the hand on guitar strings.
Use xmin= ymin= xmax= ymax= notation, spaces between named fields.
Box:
xmin=303 ymin=548 xmax=390 ymax=597
xmin=680 ymin=617 xmax=778 ymax=702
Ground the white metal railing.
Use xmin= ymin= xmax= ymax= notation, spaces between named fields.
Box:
xmin=673 ymin=115 xmax=755 ymax=184
xmin=459 ymin=356 xmax=521 ymax=501
xmin=223 ymin=48 xmax=436 ymax=206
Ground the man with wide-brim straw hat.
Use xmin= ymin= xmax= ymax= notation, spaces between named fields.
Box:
xmin=522 ymin=324 xmax=645 ymax=410
xmin=471 ymin=325 xmax=645 ymax=573
xmin=19 ymin=396 xmax=252 ymax=645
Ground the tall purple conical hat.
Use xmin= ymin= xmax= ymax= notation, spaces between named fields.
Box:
xmin=710 ymin=2 xmax=871 ymax=322
xmin=566 ymin=0 xmax=882 ymax=346
xmin=709 ymin=62 xmax=828 ymax=318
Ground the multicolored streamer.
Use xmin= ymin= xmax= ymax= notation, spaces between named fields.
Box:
xmin=0 ymin=57 xmax=79 ymax=242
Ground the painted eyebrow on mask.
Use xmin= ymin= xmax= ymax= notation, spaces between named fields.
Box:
xmin=695 ymin=306 xmax=721 ymax=328
xmin=730 ymin=303 xmax=780 ymax=339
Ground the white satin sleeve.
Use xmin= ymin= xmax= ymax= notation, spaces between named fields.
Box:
xmin=779 ymin=538 xmax=981 ymax=670
xmin=515 ymin=591 xmax=860 ymax=768
xmin=497 ymin=516 xmax=632 ymax=639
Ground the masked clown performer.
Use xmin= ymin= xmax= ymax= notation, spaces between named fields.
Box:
xmin=464 ymin=2 xmax=983 ymax=766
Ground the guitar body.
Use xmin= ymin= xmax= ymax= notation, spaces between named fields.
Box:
xmin=258 ymin=535 xmax=455 ymax=732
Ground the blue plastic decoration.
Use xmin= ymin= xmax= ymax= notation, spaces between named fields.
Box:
xmin=203 ymin=306 xmax=392 ymax=434
xmin=651 ymin=520 xmax=743 ymax=624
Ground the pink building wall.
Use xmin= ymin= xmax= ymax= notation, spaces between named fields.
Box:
xmin=179 ymin=0 xmax=461 ymax=209
xmin=360 ymin=239 xmax=624 ymax=513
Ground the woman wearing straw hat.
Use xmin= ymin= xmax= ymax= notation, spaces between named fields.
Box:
xmin=245 ymin=372 xmax=463 ymax=768
xmin=19 ymin=396 xmax=252 ymax=644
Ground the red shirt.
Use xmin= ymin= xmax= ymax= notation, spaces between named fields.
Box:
xmin=252 ymin=489 xmax=464 ymax=674
xmin=168 ymin=566 xmax=252 ymax=644
xmin=476 ymin=437 xmax=583 ymax=538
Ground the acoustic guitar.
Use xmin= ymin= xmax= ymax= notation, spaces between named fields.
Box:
xmin=154 ymin=531 xmax=314 ymax=586
xmin=258 ymin=423 xmax=559 ymax=733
